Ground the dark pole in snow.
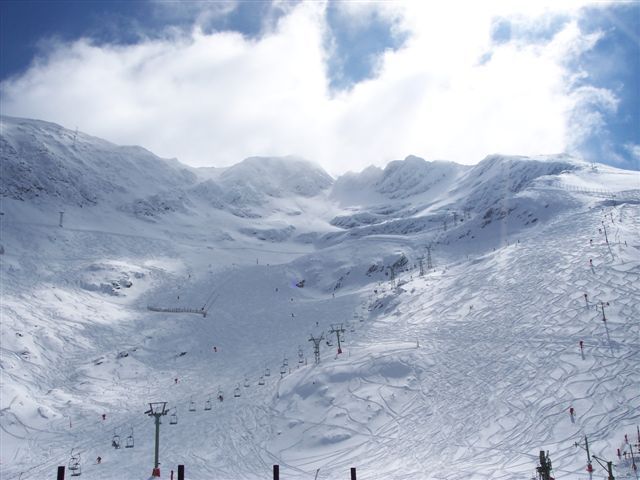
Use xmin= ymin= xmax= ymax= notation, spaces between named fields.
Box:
xmin=273 ymin=464 xmax=280 ymax=480
xmin=309 ymin=333 xmax=323 ymax=364
xmin=575 ymin=435 xmax=593 ymax=472
xmin=154 ymin=415 xmax=161 ymax=473
xmin=146 ymin=402 xmax=168 ymax=477
xmin=330 ymin=324 xmax=345 ymax=354
xmin=177 ymin=464 xmax=185 ymax=480
xmin=598 ymin=301 xmax=607 ymax=321
xmin=57 ymin=466 xmax=65 ymax=480
xmin=350 ymin=467 xmax=357 ymax=480
xmin=536 ymin=451 xmax=552 ymax=480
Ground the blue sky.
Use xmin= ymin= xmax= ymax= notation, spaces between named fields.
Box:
xmin=0 ymin=1 xmax=638 ymax=172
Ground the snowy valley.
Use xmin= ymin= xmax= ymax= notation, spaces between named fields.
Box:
xmin=1 ymin=116 xmax=639 ymax=480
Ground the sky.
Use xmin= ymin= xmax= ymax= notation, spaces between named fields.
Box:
xmin=0 ymin=0 xmax=638 ymax=174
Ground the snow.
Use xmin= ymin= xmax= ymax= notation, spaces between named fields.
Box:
xmin=1 ymin=116 xmax=639 ymax=479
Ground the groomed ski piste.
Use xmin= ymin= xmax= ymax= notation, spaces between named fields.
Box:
xmin=1 ymin=116 xmax=639 ymax=479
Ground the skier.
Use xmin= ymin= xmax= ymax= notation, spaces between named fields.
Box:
xmin=213 ymin=346 xmax=217 ymax=352
xmin=97 ymin=456 xmax=102 ymax=464
xmin=589 ymin=239 xmax=593 ymax=245
xmin=102 ymin=414 xmax=106 ymax=421
xmin=569 ymin=406 xmax=575 ymax=417
xmin=218 ymin=394 xmax=223 ymax=402
xmin=579 ymin=340 xmax=584 ymax=352
xmin=174 ymin=378 xmax=178 ymax=384
xmin=589 ymin=259 xmax=593 ymax=266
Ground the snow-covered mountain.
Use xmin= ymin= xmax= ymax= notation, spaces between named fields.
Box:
xmin=0 ymin=116 xmax=197 ymax=206
xmin=1 ymin=117 xmax=639 ymax=480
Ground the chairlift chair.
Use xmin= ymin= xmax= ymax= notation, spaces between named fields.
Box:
xmin=125 ymin=428 xmax=134 ymax=448
xmin=189 ymin=399 xmax=196 ymax=412
xmin=204 ymin=398 xmax=212 ymax=411
xmin=234 ymin=387 xmax=241 ymax=398
xmin=264 ymin=367 xmax=271 ymax=377
xmin=283 ymin=357 xmax=288 ymax=367
xmin=217 ymin=388 xmax=224 ymax=401
xmin=169 ymin=409 xmax=178 ymax=425
xmin=280 ymin=365 xmax=287 ymax=376
xmin=258 ymin=376 xmax=265 ymax=385
xmin=112 ymin=432 xmax=121 ymax=449
xmin=69 ymin=449 xmax=81 ymax=476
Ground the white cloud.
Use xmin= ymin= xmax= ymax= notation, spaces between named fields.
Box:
xmin=0 ymin=0 xmax=610 ymax=174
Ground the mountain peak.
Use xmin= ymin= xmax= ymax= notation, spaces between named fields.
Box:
xmin=220 ymin=155 xmax=333 ymax=199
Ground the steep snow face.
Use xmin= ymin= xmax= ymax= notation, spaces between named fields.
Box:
xmin=326 ymin=154 xmax=589 ymax=243
xmin=374 ymin=155 xmax=466 ymax=199
xmin=219 ymin=156 xmax=334 ymax=201
xmin=331 ymin=155 xmax=467 ymax=205
xmin=456 ymin=154 xmax=580 ymax=211
xmin=0 ymin=117 xmax=337 ymax=227
xmin=0 ymin=116 xmax=197 ymax=206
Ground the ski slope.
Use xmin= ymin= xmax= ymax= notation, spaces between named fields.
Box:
xmin=1 ymin=117 xmax=639 ymax=479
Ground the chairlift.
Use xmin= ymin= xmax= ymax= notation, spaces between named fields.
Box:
xmin=189 ymin=398 xmax=196 ymax=412
xmin=204 ymin=398 xmax=212 ymax=411
xmin=112 ymin=431 xmax=121 ymax=449
xmin=125 ymin=428 xmax=134 ymax=448
xmin=264 ymin=367 xmax=271 ymax=377
xmin=234 ymin=386 xmax=241 ymax=398
xmin=283 ymin=356 xmax=289 ymax=367
xmin=68 ymin=449 xmax=81 ymax=476
xmin=258 ymin=376 xmax=265 ymax=385
xmin=280 ymin=365 xmax=287 ymax=376
xmin=217 ymin=388 xmax=224 ymax=402
xmin=169 ymin=409 xmax=178 ymax=425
